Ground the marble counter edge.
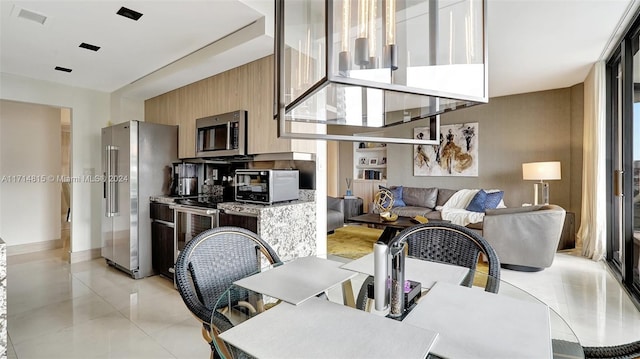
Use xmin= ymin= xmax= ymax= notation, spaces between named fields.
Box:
xmin=217 ymin=200 xmax=315 ymax=216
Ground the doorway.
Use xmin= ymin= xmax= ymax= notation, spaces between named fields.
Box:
xmin=0 ymin=100 xmax=71 ymax=258
xmin=61 ymin=108 xmax=72 ymax=254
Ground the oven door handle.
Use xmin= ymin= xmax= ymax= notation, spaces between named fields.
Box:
xmin=220 ymin=209 xmax=258 ymax=218
xmin=170 ymin=205 xmax=218 ymax=216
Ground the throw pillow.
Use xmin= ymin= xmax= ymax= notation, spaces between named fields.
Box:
xmin=466 ymin=189 xmax=487 ymax=213
xmin=484 ymin=191 xmax=504 ymax=209
xmin=378 ymin=185 xmax=406 ymax=207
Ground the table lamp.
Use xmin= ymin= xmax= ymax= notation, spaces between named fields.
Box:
xmin=522 ymin=161 xmax=561 ymax=205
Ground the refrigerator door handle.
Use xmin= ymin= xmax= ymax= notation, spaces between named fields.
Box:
xmin=111 ymin=145 xmax=119 ymax=216
xmin=106 ymin=145 xmax=120 ymax=217
xmin=105 ymin=145 xmax=111 ymax=216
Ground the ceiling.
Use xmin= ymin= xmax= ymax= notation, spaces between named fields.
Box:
xmin=1 ymin=0 xmax=637 ymax=101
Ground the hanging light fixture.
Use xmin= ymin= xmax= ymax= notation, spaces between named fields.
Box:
xmin=274 ymin=0 xmax=487 ymax=145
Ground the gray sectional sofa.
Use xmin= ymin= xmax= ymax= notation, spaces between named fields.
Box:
xmin=373 ymin=186 xmax=567 ymax=271
xmin=385 ymin=187 xmax=458 ymax=219
xmin=482 ymin=204 xmax=566 ymax=271
xmin=372 ymin=186 xmax=458 ymax=220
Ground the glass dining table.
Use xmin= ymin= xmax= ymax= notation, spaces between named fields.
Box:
xmin=210 ymin=254 xmax=585 ymax=359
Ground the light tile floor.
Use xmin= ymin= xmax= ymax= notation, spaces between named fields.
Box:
xmin=499 ymin=250 xmax=640 ymax=347
xmin=7 ymin=249 xmax=209 ymax=359
xmin=6 ymin=249 xmax=640 ymax=358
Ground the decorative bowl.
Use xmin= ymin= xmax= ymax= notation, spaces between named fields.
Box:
xmin=380 ymin=211 xmax=398 ymax=222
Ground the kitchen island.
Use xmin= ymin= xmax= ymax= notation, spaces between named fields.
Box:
xmin=217 ymin=196 xmax=316 ymax=261
xmin=150 ymin=190 xmax=317 ymax=279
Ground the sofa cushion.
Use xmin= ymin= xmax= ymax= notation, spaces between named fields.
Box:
xmin=466 ymin=190 xmax=488 ymax=212
xmin=391 ymin=206 xmax=431 ymax=217
xmin=424 ymin=210 xmax=442 ymax=220
xmin=402 ymin=187 xmax=438 ymax=209
xmin=485 ymin=190 xmax=504 ymax=209
xmin=436 ymin=188 xmax=458 ymax=207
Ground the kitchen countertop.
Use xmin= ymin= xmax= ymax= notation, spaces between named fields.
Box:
xmin=149 ymin=195 xmax=179 ymax=204
xmin=217 ymin=200 xmax=313 ymax=216
xmin=150 ymin=189 xmax=316 ymax=208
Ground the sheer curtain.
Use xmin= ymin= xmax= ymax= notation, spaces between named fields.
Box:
xmin=578 ymin=61 xmax=607 ymax=260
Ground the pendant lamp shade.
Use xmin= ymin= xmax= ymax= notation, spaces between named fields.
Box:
xmin=274 ymin=0 xmax=488 ymax=145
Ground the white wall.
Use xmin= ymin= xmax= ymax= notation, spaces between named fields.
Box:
xmin=110 ymin=88 xmax=145 ymax=125
xmin=0 ymin=73 xmax=110 ymax=253
xmin=0 ymin=100 xmax=61 ymax=246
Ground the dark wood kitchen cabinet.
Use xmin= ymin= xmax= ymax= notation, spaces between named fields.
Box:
xmin=150 ymin=202 xmax=175 ymax=280
xmin=219 ymin=211 xmax=258 ymax=233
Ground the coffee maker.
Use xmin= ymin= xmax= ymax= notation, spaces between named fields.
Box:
xmin=171 ymin=162 xmax=198 ymax=197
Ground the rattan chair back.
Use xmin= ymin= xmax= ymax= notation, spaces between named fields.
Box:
xmin=175 ymin=226 xmax=281 ymax=357
xmin=357 ymin=222 xmax=501 ymax=311
xmin=400 ymin=222 xmax=501 ymax=292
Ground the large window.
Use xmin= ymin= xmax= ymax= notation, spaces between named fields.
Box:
xmin=607 ymin=15 xmax=640 ymax=306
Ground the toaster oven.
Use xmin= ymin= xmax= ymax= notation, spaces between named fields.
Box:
xmin=234 ymin=169 xmax=299 ymax=204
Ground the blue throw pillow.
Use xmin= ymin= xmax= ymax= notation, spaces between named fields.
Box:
xmin=484 ymin=191 xmax=504 ymax=209
xmin=466 ymin=189 xmax=487 ymax=213
xmin=378 ymin=185 xmax=406 ymax=207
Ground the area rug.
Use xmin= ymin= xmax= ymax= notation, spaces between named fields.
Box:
xmin=327 ymin=225 xmax=491 ymax=282
xmin=327 ymin=225 xmax=382 ymax=259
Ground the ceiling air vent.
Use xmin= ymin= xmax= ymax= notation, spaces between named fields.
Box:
xmin=79 ymin=43 xmax=100 ymax=52
xmin=17 ymin=8 xmax=47 ymax=25
xmin=116 ymin=7 xmax=143 ymax=21
xmin=54 ymin=66 xmax=72 ymax=73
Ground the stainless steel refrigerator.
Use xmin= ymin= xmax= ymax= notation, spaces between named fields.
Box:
xmin=102 ymin=121 xmax=177 ymax=279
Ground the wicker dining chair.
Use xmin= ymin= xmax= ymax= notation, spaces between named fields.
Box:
xmin=356 ymin=222 xmax=501 ymax=311
xmin=175 ymin=226 xmax=282 ymax=359
xmin=582 ymin=340 xmax=640 ymax=359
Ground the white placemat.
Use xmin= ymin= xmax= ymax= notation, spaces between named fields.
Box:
xmin=233 ymin=256 xmax=358 ymax=305
xmin=220 ymin=296 xmax=439 ymax=359
xmin=403 ymin=281 xmax=552 ymax=359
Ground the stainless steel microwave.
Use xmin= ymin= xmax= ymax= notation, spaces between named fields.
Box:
xmin=196 ymin=110 xmax=247 ymax=157
xmin=235 ymin=169 xmax=299 ymax=204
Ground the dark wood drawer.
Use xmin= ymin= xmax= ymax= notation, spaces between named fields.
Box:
xmin=150 ymin=202 xmax=174 ymax=223
xmin=219 ymin=211 xmax=258 ymax=233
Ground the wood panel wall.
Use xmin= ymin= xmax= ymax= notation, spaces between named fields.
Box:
xmin=144 ymin=55 xmax=315 ymax=158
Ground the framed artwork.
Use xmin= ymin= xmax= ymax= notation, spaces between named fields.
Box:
xmin=369 ymin=158 xmax=378 ymax=165
xmin=414 ymin=123 xmax=479 ymax=177
xmin=381 ymin=157 xmax=387 ymax=165
xmin=359 ymin=157 xmax=367 ymax=165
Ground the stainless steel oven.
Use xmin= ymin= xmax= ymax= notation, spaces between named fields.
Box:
xmin=170 ymin=204 xmax=219 ymax=274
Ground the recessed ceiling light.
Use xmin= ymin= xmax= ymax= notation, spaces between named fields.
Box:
xmin=17 ymin=8 xmax=47 ymax=25
xmin=116 ymin=7 xmax=143 ymax=21
xmin=79 ymin=42 xmax=100 ymax=52
xmin=55 ymin=66 xmax=72 ymax=73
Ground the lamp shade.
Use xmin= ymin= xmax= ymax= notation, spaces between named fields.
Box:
xmin=522 ymin=161 xmax=561 ymax=181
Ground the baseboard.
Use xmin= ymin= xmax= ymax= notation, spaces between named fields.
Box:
xmin=69 ymin=248 xmax=102 ymax=264
xmin=7 ymin=239 xmax=62 ymax=256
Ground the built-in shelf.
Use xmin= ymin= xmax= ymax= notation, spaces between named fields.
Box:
xmin=356 ymin=147 xmax=387 ymax=152
xmin=354 ymin=140 xmax=387 ymax=180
